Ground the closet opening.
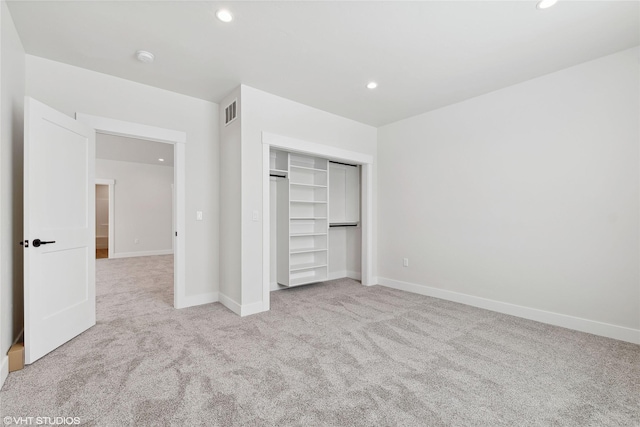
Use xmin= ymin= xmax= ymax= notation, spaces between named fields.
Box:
xmin=262 ymin=133 xmax=374 ymax=311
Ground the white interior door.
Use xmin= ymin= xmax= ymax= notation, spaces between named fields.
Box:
xmin=24 ymin=97 xmax=96 ymax=364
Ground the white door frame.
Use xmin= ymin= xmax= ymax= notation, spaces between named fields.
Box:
xmin=76 ymin=114 xmax=188 ymax=309
xmin=262 ymin=132 xmax=374 ymax=311
xmin=95 ymin=179 xmax=115 ymax=259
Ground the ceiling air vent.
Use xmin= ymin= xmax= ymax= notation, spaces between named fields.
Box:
xmin=225 ymin=99 xmax=237 ymax=126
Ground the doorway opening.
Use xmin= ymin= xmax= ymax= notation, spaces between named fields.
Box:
xmin=95 ymin=184 xmax=109 ymax=259
xmin=76 ymin=113 xmax=187 ymax=309
xmin=94 ymin=134 xmax=176 ymax=307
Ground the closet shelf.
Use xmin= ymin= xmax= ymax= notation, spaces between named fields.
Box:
xmin=289 ymin=165 xmax=327 ymax=173
xmin=289 ymin=183 xmax=327 ymax=188
xmin=289 ymin=263 xmax=328 ymax=272
xmin=270 ymin=168 xmax=288 ymax=178
xmin=290 ymin=248 xmax=327 ymax=254
xmin=290 ymin=274 xmax=327 ymax=287
xmin=290 ymin=200 xmax=327 ymax=204
xmin=275 ymin=150 xmax=330 ymax=288
xmin=290 ymin=217 xmax=327 ymax=220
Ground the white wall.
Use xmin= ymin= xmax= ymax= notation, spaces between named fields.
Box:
xmin=96 ymin=159 xmax=173 ymax=257
xmin=328 ymin=227 xmax=361 ymax=280
xmin=378 ymin=47 xmax=640 ymax=342
xmin=219 ymin=88 xmax=242 ymax=303
xmin=240 ymin=85 xmax=377 ymax=306
xmin=0 ymin=0 xmax=25 ymax=387
xmin=25 ymin=55 xmax=219 ymax=299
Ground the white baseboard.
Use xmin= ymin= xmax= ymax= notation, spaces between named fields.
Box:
xmin=110 ymin=249 xmax=173 ymax=259
xmin=219 ymin=293 xmax=241 ymax=315
xmin=270 ymin=271 xmax=362 ymax=292
xmin=178 ymin=291 xmax=218 ymax=309
xmin=219 ymin=293 xmax=267 ymax=317
xmin=1 ymin=329 xmax=25 ymax=388
xmin=271 ymin=281 xmax=286 ymax=291
xmin=328 ymin=270 xmax=362 ymax=281
xmin=241 ymin=301 xmax=266 ymax=317
xmin=347 ymin=270 xmax=361 ymax=281
xmin=377 ymin=277 xmax=640 ymax=345
xmin=0 ymin=355 xmax=8 ymax=390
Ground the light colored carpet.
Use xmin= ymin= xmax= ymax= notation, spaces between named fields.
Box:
xmin=1 ymin=255 xmax=639 ymax=426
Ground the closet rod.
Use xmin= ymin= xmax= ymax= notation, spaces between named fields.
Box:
xmin=270 ymin=174 xmax=287 ymax=178
xmin=329 ymin=160 xmax=358 ymax=167
xmin=330 ymin=223 xmax=358 ymax=227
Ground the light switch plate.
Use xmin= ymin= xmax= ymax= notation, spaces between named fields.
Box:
xmin=196 ymin=211 xmax=203 ymax=221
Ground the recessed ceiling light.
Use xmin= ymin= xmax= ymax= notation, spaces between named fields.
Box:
xmin=537 ymin=0 xmax=558 ymax=9
xmin=158 ymin=158 xmax=165 ymax=162
xmin=216 ymin=9 xmax=233 ymax=22
xmin=366 ymin=82 xmax=378 ymax=89
xmin=135 ymin=50 xmax=155 ymax=63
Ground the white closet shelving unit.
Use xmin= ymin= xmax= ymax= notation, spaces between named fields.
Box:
xmin=273 ymin=150 xmax=329 ymax=287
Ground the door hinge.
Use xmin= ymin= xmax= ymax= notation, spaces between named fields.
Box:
xmin=20 ymin=240 xmax=29 ymax=248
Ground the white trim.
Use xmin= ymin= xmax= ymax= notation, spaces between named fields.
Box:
xmin=347 ymin=270 xmax=362 ymax=281
xmin=377 ymin=277 xmax=640 ymax=345
xmin=0 ymin=327 xmax=24 ymax=389
xmin=271 ymin=282 xmax=289 ymax=291
xmin=95 ymin=179 xmax=115 ymax=258
xmin=95 ymin=178 xmax=115 ymax=185
xmin=262 ymin=132 xmax=373 ymax=165
xmin=262 ymin=144 xmax=270 ymax=311
xmin=76 ymin=113 xmax=187 ymax=309
xmin=109 ymin=249 xmax=174 ymax=259
xmin=327 ymin=271 xmax=347 ymax=280
xmin=262 ymin=132 xmax=374 ymax=315
xmin=75 ymin=114 xmax=185 ymax=144
xmin=219 ymin=293 xmax=241 ymax=316
xmin=174 ymin=142 xmax=186 ymax=308
xmin=360 ymin=164 xmax=373 ymax=286
xmin=271 ymin=271 xmax=361 ymax=291
xmin=327 ymin=270 xmax=362 ymax=281
xmin=0 ymin=356 xmax=8 ymax=390
xmin=218 ymin=293 xmax=267 ymax=316
xmin=180 ymin=292 xmax=219 ymax=308
xmin=241 ymin=301 xmax=265 ymax=317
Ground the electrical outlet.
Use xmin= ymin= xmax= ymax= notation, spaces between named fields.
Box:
xmin=134 ymin=238 xmax=139 ymax=244
xmin=403 ymin=258 xmax=409 ymax=267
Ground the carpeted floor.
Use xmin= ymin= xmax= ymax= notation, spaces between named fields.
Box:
xmin=1 ymin=255 xmax=639 ymax=426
